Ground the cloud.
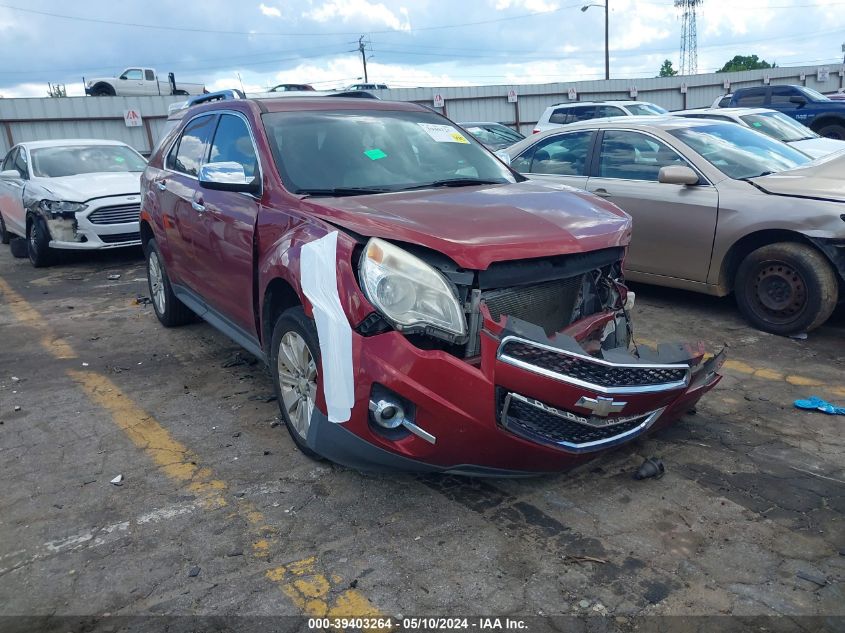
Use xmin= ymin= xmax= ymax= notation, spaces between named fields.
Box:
xmin=259 ymin=3 xmax=282 ymax=18
xmin=494 ymin=0 xmax=559 ymax=11
xmin=304 ymin=0 xmax=411 ymax=31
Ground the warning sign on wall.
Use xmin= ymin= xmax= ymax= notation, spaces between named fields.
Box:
xmin=123 ymin=108 xmax=143 ymax=127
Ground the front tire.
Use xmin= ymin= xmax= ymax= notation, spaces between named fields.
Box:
xmin=815 ymin=122 xmax=845 ymax=140
xmin=735 ymin=242 xmax=838 ymax=335
xmin=27 ymin=216 xmax=52 ymax=268
xmin=270 ymin=307 xmax=323 ymax=460
xmin=145 ymin=238 xmax=194 ymax=327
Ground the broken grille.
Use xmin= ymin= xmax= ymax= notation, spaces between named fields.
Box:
xmin=87 ymin=204 xmax=140 ymax=225
xmin=498 ymin=389 xmax=661 ymax=452
xmin=498 ymin=337 xmax=689 ymax=393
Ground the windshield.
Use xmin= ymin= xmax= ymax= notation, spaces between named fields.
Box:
xmin=800 ymin=86 xmax=830 ymax=102
xmin=31 ymin=145 xmax=146 ymax=178
xmin=263 ymin=109 xmax=518 ymax=194
xmin=463 ymin=124 xmax=524 ymax=147
xmin=738 ymin=112 xmax=818 ymax=142
xmin=626 ymin=103 xmax=668 ymax=115
xmin=670 ymin=123 xmax=811 ymax=179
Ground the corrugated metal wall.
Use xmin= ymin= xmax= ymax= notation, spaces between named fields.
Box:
xmin=1 ymin=65 xmax=843 ymax=154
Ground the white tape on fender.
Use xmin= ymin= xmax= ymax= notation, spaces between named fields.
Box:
xmin=300 ymin=232 xmax=355 ymax=423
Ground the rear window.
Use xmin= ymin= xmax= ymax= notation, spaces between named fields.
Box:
xmin=30 ymin=145 xmax=146 ymax=178
xmin=625 ymin=103 xmax=668 ymax=116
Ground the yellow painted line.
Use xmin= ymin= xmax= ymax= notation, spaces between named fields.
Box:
xmin=0 ymin=274 xmax=385 ymax=620
xmin=0 ymin=277 xmax=76 ymax=359
xmin=637 ymin=337 xmax=845 ymax=398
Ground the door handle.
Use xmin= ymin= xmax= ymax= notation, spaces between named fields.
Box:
xmin=156 ymin=181 xmax=167 ymax=191
xmin=191 ymin=200 xmax=206 ymax=213
xmin=592 ymin=188 xmax=612 ymax=198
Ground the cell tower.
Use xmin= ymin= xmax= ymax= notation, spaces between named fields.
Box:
xmin=675 ymin=0 xmax=703 ymax=75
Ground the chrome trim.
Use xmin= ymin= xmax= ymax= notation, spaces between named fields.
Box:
xmin=497 ymin=335 xmax=690 ymax=395
xmin=502 ymin=391 xmax=665 ymax=453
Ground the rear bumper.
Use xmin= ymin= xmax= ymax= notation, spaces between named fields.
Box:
xmin=307 ymin=314 xmax=724 ymax=475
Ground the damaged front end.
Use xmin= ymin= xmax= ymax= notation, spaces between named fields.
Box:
xmin=351 ymin=238 xmax=724 ymax=467
xmin=27 ymin=198 xmax=88 ymax=244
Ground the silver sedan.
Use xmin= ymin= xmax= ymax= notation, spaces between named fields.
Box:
xmin=500 ymin=116 xmax=845 ymax=335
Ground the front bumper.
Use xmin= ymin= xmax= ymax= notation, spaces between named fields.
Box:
xmin=306 ymin=313 xmax=724 ymax=475
xmin=45 ymin=196 xmax=141 ymax=250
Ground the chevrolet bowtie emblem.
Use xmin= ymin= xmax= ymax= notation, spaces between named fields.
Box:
xmin=576 ymin=396 xmax=627 ymax=417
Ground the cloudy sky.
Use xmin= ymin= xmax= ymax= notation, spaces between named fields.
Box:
xmin=0 ymin=0 xmax=843 ymax=97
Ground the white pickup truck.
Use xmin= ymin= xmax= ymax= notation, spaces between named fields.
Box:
xmin=85 ymin=68 xmax=206 ymax=97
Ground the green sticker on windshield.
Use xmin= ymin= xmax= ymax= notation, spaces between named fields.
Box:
xmin=752 ymin=122 xmax=762 ymax=127
xmin=115 ymin=156 xmax=126 ymax=162
xmin=364 ymin=148 xmax=387 ymax=160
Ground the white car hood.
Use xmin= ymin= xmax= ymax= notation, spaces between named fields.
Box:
xmin=32 ymin=172 xmax=141 ymax=203
xmin=751 ymin=152 xmax=845 ymax=202
xmin=787 ymin=137 xmax=845 ymax=159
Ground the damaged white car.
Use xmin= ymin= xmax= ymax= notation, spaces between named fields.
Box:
xmin=0 ymin=139 xmax=146 ymax=267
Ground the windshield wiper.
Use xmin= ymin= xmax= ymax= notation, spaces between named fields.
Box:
xmin=400 ymin=178 xmax=506 ymax=191
xmin=739 ymin=171 xmax=776 ymax=181
xmin=295 ymin=187 xmax=392 ymax=197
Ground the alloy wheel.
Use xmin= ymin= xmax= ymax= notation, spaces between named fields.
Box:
xmin=148 ymin=251 xmax=166 ymax=315
xmin=277 ymin=331 xmax=317 ymax=440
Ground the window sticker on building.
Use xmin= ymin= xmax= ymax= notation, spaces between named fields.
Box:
xmin=418 ymin=123 xmax=470 ymax=144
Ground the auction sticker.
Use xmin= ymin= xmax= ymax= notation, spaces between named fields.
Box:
xmin=418 ymin=122 xmax=470 ymax=144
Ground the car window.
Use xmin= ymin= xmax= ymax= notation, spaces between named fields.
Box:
xmin=735 ymin=88 xmax=767 ymax=107
xmin=548 ymin=107 xmax=570 ymax=125
xmin=14 ymin=148 xmax=28 ymax=179
xmin=208 ymin=114 xmax=259 ymax=180
xmin=463 ymin=124 xmax=523 ymax=146
xmin=625 ymin=103 xmax=669 ymax=116
xmin=718 ymin=96 xmax=732 ymax=107
xmin=670 ymin=123 xmax=810 ymax=179
xmin=169 ymin=114 xmax=216 ymax=176
xmin=738 ymin=112 xmax=817 ymax=142
xmin=526 ymin=131 xmax=593 ymax=176
xmin=597 ymin=130 xmax=687 ymax=181
xmin=771 ymin=86 xmax=801 ymax=105
xmin=2 ymin=147 xmax=17 ymax=173
xmin=263 ymin=109 xmax=517 ymax=193
xmin=594 ymin=106 xmax=625 ymax=118
xmin=144 ymin=69 xmax=155 ymax=81
xmin=567 ymin=106 xmax=597 ymax=123
xmin=30 ymin=145 xmax=146 ymax=178
xmin=123 ymin=69 xmax=143 ymax=81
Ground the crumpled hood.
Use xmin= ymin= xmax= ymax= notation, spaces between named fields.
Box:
xmin=301 ymin=180 xmax=632 ymax=269
xmin=751 ymin=152 xmax=845 ymax=202
xmin=32 ymin=172 xmax=142 ymax=203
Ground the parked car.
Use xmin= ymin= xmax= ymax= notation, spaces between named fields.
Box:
xmin=85 ymin=67 xmax=205 ymax=97
xmin=459 ymin=122 xmax=525 ymax=150
xmin=675 ymin=107 xmax=845 ymax=158
xmin=501 ymin=116 xmax=845 ymax=335
xmin=534 ymin=101 xmax=668 ymax=134
xmin=712 ymin=94 xmax=733 ymax=108
xmin=138 ymin=95 xmax=722 ymax=474
xmin=269 ymin=84 xmax=315 ymax=92
xmin=720 ymin=85 xmax=845 ymax=139
xmin=826 ymin=92 xmax=845 ymax=101
xmin=0 ymin=140 xmax=146 ymax=267
xmin=344 ymin=83 xmax=388 ymax=91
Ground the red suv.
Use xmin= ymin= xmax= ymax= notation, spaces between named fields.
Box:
xmin=140 ymin=95 xmax=723 ymax=475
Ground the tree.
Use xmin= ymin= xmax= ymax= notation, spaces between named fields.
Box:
xmin=658 ymin=59 xmax=678 ymax=77
xmin=47 ymin=83 xmax=67 ymax=98
xmin=717 ymin=55 xmax=775 ymax=73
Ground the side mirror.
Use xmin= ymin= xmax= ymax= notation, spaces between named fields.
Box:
xmin=658 ymin=165 xmax=700 ymax=185
xmin=198 ymin=162 xmax=259 ymax=194
xmin=119 ymin=75 xmax=127 ymax=80
xmin=789 ymin=95 xmax=807 ymax=106
xmin=0 ymin=169 xmax=21 ymax=180
xmin=495 ymin=150 xmax=511 ymax=165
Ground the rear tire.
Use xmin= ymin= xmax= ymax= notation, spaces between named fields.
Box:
xmin=10 ymin=236 xmax=28 ymax=258
xmin=815 ymin=122 xmax=845 ymax=140
xmin=735 ymin=242 xmax=838 ymax=335
xmin=0 ymin=212 xmax=10 ymax=244
xmin=145 ymin=238 xmax=194 ymax=327
xmin=26 ymin=216 xmax=53 ymax=268
xmin=270 ymin=306 xmax=323 ymax=460
xmin=90 ymin=84 xmax=115 ymax=97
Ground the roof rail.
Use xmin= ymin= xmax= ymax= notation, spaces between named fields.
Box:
xmin=167 ymin=87 xmax=380 ymax=115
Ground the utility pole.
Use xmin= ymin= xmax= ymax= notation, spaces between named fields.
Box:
xmin=358 ymin=36 xmax=369 ymax=83
xmin=581 ymin=2 xmax=609 ymax=80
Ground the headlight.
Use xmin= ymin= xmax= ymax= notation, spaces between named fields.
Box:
xmin=38 ymin=200 xmax=87 ymax=217
xmin=359 ymin=238 xmax=467 ymax=339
